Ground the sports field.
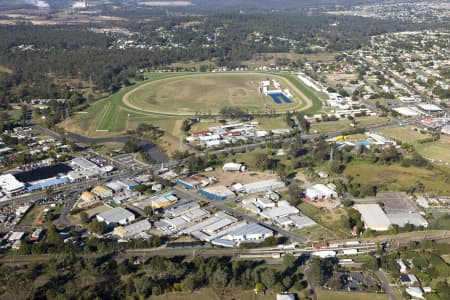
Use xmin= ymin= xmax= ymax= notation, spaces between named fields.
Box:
xmin=60 ymin=72 xmax=325 ymax=139
xmin=124 ymin=73 xmax=308 ymax=115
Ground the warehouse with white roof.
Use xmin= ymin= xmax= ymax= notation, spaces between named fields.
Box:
xmin=223 ymin=222 xmax=273 ymax=242
xmin=354 ymin=204 xmax=392 ymax=231
xmin=304 ymin=184 xmax=338 ymax=201
xmin=113 ymin=219 xmax=151 ymax=239
xmin=96 ymin=207 xmax=135 ymax=226
xmin=242 ymin=179 xmax=285 ymax=194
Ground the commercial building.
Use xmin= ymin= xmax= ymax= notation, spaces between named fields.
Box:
xmin=242 ymin=179 xmax=285 ymax=194
xmin=96 ymin=207 xmax=135 ymax=226
xmin=354 ymin=204 xmax=392 ymax=231
xmin=26 ymin=177 xmax=69 ymax=192
xmin=198 ymin=185 xmax=235 ymax=200
xmin=113 ymin=219 xmax=152 ymax=239
xmin=304 ymin=184 xmax=338 ymax=201
xmin=0 ymin=174 xmax=25 ymax=196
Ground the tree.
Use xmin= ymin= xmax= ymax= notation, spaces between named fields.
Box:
xmin=123 ymin=137 xmax=141 ymax=153
xmin=255 ymin=282 xmax=266 ymax=293
xmin=211 ymin=267 xmax=229 ymax=289
xmin=330 ymin=273 xmax=343 ymax=290
xmin=261 ymin=268 xmax=277 ymax=289
xmin=181 ymin=119 xmax=191 ymax=132
xmin=80 ymin=211 xmax=89 ymax=225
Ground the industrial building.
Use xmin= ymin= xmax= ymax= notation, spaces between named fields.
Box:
xmin=198 ymin=185 xmax=235 ymax=200
xmin=354 ymin=204 xmax=392 ymax=231
xmin=304 ymin=184 xmax=338 ymax=201
xmin=242 ymin=179 xmax=285 ymax=194
xmin=91 ymin=185 xmax=113 ymax=199
xmin=0 ymin=174 xmax=25 ymax=196
xmin=96 ymin=207 xmax=135 ymax=226
xmin=277 ymin=214 xmax=317 ymax=229
xmin=176 ymin=176 xmax=210 ymax=189
xmin=117 ymin=179 xmax=138 ymax=191
xmin=222 ymin=222 xmax=273 ymax=243
xmin=150 ymin=193 xmax=178 ymax=209
xmin=165 ymin=201 xmax=200 ymax=218
xmin=259 ymin=200 xmax=299 ymax=219
xmin=387 ymin=212 xmax=428 ymax=228
xmin=113 ymin=219 xmax=152 ymax=239
xmin=106 ymin=181 xmax=125 ymax=193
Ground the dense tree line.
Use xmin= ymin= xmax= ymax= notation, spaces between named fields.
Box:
xmin=0 ymin=254 xmax=309 ymax=299
xmin=0 ymin=13 xmax=434 ymax=103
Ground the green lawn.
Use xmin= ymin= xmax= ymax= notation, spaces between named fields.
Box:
xmin=18 ymin=203 xmax=44 ymax=226
xmin=415 ymin=141 xmax=450 ymax=164
xmin=376 ymin=126 xmax=432 ymax=144
xmin=311 ymin=117 xmax=389 ymax=134
xmin=315 ymin=289 xmax=389 ymax=300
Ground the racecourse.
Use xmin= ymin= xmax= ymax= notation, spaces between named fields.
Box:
xmin=123 ymin=72 xmax=311 ymax=115
xmin=60 ymin=72 xmax=325 ymax=137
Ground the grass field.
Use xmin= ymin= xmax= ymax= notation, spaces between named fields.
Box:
xmin=376 ymin=126 xmax=432 ymax=144
xmin=344 ymin=160 xmax=450 ymax=194
xmin=18 ymin=203 xmax=44 ymax=226
xmin=315 ymin=290 xmax=389 ymax=300
xmin=311 ymin=117 xmax=389 ymax=134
